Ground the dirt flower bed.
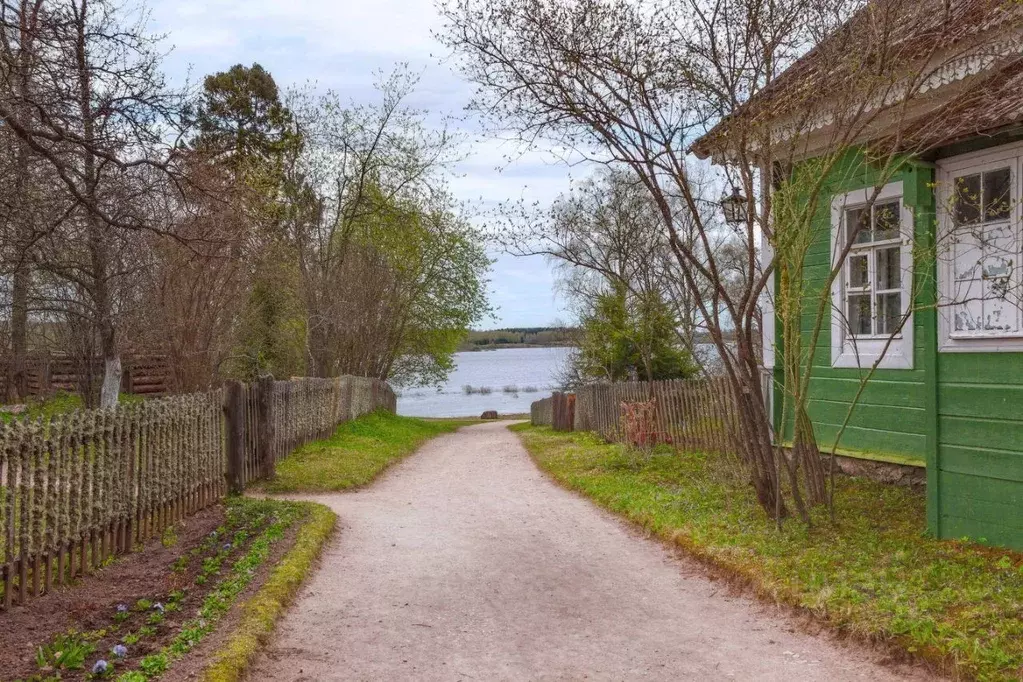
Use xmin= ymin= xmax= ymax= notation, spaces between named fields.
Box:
xmin=2 ymin=497 xmax=313 ymax=682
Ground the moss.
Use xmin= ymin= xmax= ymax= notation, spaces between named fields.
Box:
xmin=200 ymin=502 xmax=336 ymax=682
xmin=512 ymin=423 xmax=1023 ymax=682
xmin=261 ymin=411 xmax=475 ymax=493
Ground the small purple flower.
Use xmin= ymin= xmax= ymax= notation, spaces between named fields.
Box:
xmin=153 ymin=602 xmax=164 ymax=613
xmin=92 ymin=659 xmax=109 ymax=675
xmin=111 ymin=644 xmax=128 ymax=658
xmin=222 ymin=543 xmax=232 ymax=552
xmin=116 ymin=603 xmax=128 ymax=613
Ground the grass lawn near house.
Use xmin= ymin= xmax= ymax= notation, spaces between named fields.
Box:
xmin=511 ymin=424 xmax=1023 ymax=682
xmin=259 ymin=411 xmax=478 ymax=494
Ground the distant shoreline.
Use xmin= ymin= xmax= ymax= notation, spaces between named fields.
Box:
xmin=459 ymin=343 xmax=576 ymax=352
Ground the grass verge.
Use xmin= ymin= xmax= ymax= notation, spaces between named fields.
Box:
xmin=511 ymin=424 xmax=1023 ymax=682
xmin=200 ymin=501 xmax=336 ymax=682
xmin=260 ymin=411 xmax=475 ymax=493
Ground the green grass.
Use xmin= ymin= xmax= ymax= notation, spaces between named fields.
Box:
xmin=512 ymin=424 xmax=1023 ymax=682
xmin=201 ymin=501 xmax=336 ymax=682
xmin=0 ymin=391 xmax=143 ymax=423
xmin=261 ymin=411 xmax=476 ymax=493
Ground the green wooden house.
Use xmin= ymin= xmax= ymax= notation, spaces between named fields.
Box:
xmin=695 ymin=2 xmax=1023 ymax=548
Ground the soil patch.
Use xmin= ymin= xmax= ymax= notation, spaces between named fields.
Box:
xmin=2 ymin=506 xmax=223 ymax=681
xmin=2 ymin=499 xmax=306 ymax=682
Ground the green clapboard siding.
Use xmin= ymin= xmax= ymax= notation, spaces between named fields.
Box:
xmin=936 ymin=354 xmax=1023 ymax=548
xmin=775 ymin=147 xmax=1023 ymax=549
xmin=777 ymin=153 xmax=931 ymax=464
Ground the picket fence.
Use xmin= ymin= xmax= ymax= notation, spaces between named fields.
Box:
xmin=532 ymin=377 xmax=741 ymax=454
xmin=0 ymin=375 xmax=394 ymax=610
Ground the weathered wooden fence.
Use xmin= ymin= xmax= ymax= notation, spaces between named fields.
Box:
xmin=530 ymin=377 xmax=741 ymax=455
xmin=0 ymin=374 xmax=395 ymax=610
xmin=1 ymin=353 xmax=172 ymax=399
xmin=0 ymin=392 xmax=223 ymax=610
xmin=225 ymin=376 xmax=396 ymax=489
xmin=551 ymin=392 xmax=575 ymax=432
xmin=530 ymin=396 xmax=552 ymax=426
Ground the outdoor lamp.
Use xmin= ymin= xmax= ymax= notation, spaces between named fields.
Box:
xmin=720 ymin=188 xmax=748 ymax=225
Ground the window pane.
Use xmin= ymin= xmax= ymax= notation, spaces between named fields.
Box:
xmin=874 ymin=201 xmax=900 ymax=240
xmin=847 ymin=294 xmax=872 ymax=336
xmin=983 ymin=168 xmax=1011 ymax=221
xmin=848 ymin=254 xmax=869 ymax=288
xmin=846 ymin=207 xmax=870 ymax=244
xmin=876 ymin=292 xmax=902 ymax=335
xmin=952 ymin=276 xmax=983 ymax=333
xmin=876 ymin=247 xmax=901 ymax=290
xmin=981 ymin=222 xmax=1015 ymax=280
xmin=954 ymin=173 xmax=981 ymax=225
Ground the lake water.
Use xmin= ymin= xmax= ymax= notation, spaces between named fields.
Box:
xmin=397 ymin=347 xmax=571 ymax=418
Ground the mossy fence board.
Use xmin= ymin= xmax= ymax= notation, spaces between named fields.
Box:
xmin=0 ymin=375 xmax=395 ymax=610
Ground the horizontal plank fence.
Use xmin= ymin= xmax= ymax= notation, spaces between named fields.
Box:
xmin=1 ymin=353 xmax=172 ymax=399
xmin=0 ymin=374 xmax=395 ymax=610
xmin=531 ymin=377 xmax=741 ymax=455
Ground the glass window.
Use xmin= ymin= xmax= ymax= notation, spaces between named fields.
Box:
xmin=843 ymin=200 xmax=905 ymax=338
xmin=947 ymin=165 xmax=1020 ymax=339
xmin=954 ymin=173 xmax=982 ymax=225
xmin=984 ymin=168 xmax=1011 ymax=221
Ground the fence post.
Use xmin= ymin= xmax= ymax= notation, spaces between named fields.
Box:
xmin=224 ymin=380 xmax=245 ymax=494
xmin=256 ymin=376 xmax=276 ymax=480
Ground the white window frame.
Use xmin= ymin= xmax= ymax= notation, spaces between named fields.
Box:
xmin=830 ymin=181 xmax=915 ymax=369
xmin=937 ymin=142 xmax=1023 ymax=353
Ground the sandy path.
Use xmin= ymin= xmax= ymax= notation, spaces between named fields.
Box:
xmin=249 ymin=421 xmax=935 ymax=681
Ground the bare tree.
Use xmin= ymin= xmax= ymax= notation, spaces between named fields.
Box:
xmin=0 ymin=0 xmax=184 ymax=407
xmin=438 ymin=0 xmax=1023 ymax=521
xmin=283 ymin=69 xmax=472 ymax=381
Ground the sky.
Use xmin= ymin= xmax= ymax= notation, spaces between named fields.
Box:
xmin=149 ymin=0 xmax=575 ymax=329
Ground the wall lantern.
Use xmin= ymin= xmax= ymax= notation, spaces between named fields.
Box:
xmin=720 ymin=188 xmax=748 ymax=225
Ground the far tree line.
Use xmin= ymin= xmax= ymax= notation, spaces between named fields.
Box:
xmin=0 ymin=0 xmax=491 ymax=408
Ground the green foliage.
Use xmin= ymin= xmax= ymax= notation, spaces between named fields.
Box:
xmin=138 ymin=653 xmax=168 ymax=677
xmin=35 ymin=632 xmax=96 ymax=672
xmin=53 ymin=498 xmax=311 ymax=682
xmin=115 ymin=672 xmax=147 ymax=682
xmin=460 ymin=327 xmax=574 ymax=350
xmin=336 ymin=184 xmax=492 ymax=387
xmin=192 ymin=63 xmax=298 ymax=167
xmin=231 ymin=243 xmax=307 ymax=381
xmin=514 ymin=424 xmax=1023 ymax=682
xmin=160 ymin=525 xmax=178 ymax=549
xmin=575 ymin=284 xmax=696 ymax=383
xmin=262 ymin=411 xmax=473 ymax=493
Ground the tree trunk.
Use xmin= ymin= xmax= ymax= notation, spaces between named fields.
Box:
xmin=7 ymin=268 xmax=29 ymax=402
xmin=99 ymin=354 xmax=121 ymax=408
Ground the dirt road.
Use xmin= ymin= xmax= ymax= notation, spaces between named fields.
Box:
xmin=249 ymin=421 xmax=934 ymax=681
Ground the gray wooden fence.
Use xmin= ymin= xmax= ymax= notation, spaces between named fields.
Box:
xmin=0 ymin=375 xmax=395 ymax=610
xmin=531 ymin=377 xmax=741 ymax=454
xmin=530 ymin=396 xmax=552 ymax=426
